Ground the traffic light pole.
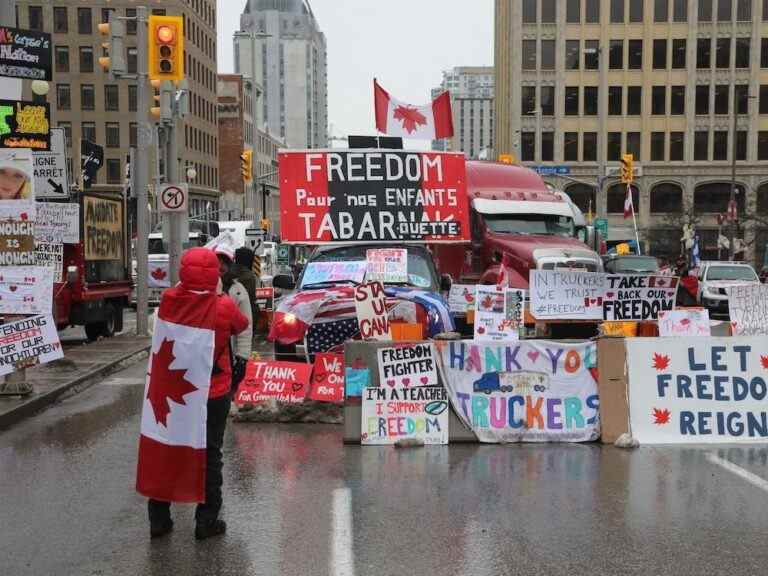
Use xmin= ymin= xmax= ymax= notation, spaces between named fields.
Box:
xmin=166 ymin=118 xmax=182 ymax=285
xmin=135 ymin=6 xmax=151 ymax=337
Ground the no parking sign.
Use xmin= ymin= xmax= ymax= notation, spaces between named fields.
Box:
xmin=158 ymin=183 xmax=188 ymax=213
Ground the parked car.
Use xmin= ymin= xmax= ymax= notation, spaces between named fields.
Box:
xmin=602 ymin=255 xmax=660 ymax=274
xmin=697 ymin=261 xmax=760 ymax=316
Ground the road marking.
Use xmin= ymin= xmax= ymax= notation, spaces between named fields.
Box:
xmin=331 ymin=488 xmax=355 ymax=576
xmin=706 ymin=453 xmax=768 ymax=493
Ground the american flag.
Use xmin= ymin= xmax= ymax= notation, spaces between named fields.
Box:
xmin=307 ymin=318 xmax=360 ymax=354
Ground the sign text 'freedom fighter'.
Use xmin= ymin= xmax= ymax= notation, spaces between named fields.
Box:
xmin=279 ymin=150 xmax=469 ymax=243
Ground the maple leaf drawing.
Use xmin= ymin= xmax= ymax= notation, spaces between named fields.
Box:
xmin=761 ymin=355 xmax=768 ymax=370
xmin=393 ymin=105 xmax=427 ymax=134
xmin=151 ymin=267 xmax=167 ymax=281
xmin=652 ymin=353 xmax=670 ymax=371
xmin=653 ymin=408 xmax=672 ymax=425
xmin=146 ymin=338 xmax=198 ymax=427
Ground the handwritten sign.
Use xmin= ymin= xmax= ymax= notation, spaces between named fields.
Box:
xmin=0 ymin=149 xmax=35 ymax=218
xmin=0 ymin=99 xmax=50 ymax=150
xmin=377 ymin=343 xmax=437 ymax=388
xmin=301 ymin=261 xmax=367 ymax=287
xmin=35 ymin=202 xmax=79 ymax=243
xmin=530 ymin=270 xmax=604 ymax=320
xmin=0 ymin=315 xmax=62 ymax=376
xmin=0 ymin=26 xmax=52 ymax=81
xmin=83 ymin=195 xmax=123 ymax=261
xmin=234 ymin=360 xmax=313 ymax=405
xmin=448 ymin=284 xmax=476 ymax=313
xmin=727 ymin=284 xmax=768 ymax=336
xmin=474 ymin=285 xmax=524 ymax=342
xmin=308 ymin=353 xmax=345 ymax=403
xmin=34 ymin=241 xmax=63 ymax=283
xmin=603 ymin=275 xmax=678 ymax=321
xmin=354 ymin=281 xmax=390 ymax=341
xmin=658 ymin=309 xmax=711 ymax=337
xmin=0 ymin=218 xmax=34 ymax=265
xmin=361 ymin=385 xmax=449 ymax=445
xmin=254 ymin=287 xmax=274 ymax=311
xmin=366 ymin=248 xmax=407 ymax=283
xmin=0 ymin=265 xmax=53 ymax=314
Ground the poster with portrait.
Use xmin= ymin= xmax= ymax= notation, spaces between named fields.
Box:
xmin=0 ymin=149 xmax=35 ymax=220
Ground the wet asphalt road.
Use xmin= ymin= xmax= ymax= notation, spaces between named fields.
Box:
xmin=2 ymin=360 xmax=768 ymax=575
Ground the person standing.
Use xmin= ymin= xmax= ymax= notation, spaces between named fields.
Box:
xmin=215 ymin=245 xmax=253 ymax=363
xmin=232 ymin=247 xmax=259 ymax=320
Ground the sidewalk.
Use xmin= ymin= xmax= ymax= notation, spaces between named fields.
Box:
xmin=0 ymin=331 xmax=151 ymax=430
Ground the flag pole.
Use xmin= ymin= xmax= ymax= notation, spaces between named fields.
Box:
xmin=629 ymin=182 xmax=641 ymax=255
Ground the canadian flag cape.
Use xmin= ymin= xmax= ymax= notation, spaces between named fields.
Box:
xmin=374 ymin=79 xmax=453 ymax=140
xmin=136 ymin=287 xmax=217 ymax=503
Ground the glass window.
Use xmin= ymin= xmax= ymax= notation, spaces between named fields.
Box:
xmin=627 ymin=132 xmax=641 ymax=160
xmin=651 ymin=132 xmax=666 ymax=161
xmin=627 ymin=86 xmax=642 ymax=115
xmin=81 ymin=84 xmax=95 ymax=110
xmin=652 ymin=86 xmax=666 ymax=115
xmin=59 ymin=122 xmax=72 ymax=148
xmin=27 ymin=6 xmax=43 ymax=31
xmin=673 ymin=0 xmax=688 ymax=20
xmin=737 ymin=0 xmax=751 ymax=20
xmin=57 ymin=84 xmax=71 ymax=110
xmin=714 ymin=85 xmax=729 ymax=114
xmin=126 ymin=8 xmax=137 ymax=35
xmin=542 ymin=132 xmax=554 ymax=161
xmin=628 ymin=40 xmax=643 ymax=69
xmin=735 ymin=85 xmax=749 ymax=114
xmin=566 ymin=40 xmax=580 ymax=70
xmin=759 ymin=131 xmax=768 ymax=159
xmin=610 ymin=39 xmax=623 ymax=69
xmin=609 ymin=86 xmax=623 ymax=115
xmin=653 ymin=39 xmax=667 ymax=69
xmin=541 ymin=40 xmax=555 ymax=69
xmin=611 ymin=0 xmax=625 ymax=22
xmin=541 ymin=86 xmax=555 ymax=115
xmin=669 ymin=86 xmax=685 ymax=114
xmin=716 ymin=38 xmax=731 ymax=68
xmin=565 ymin=86 xmax=580 ymax=115
xmin=566 ymin=183 xmax=597 ymax=213
xmin=585 ymin=40 xmax=599 ymax=69
xmin=651 ymin=183 xmax=684 ymax=212
xmin=79 ymin=46 xmax=94 ymax=74
xmin=694 ymin=184 xmax=744 ymax=215
xmin=629 ymin=0 xmax=644 ymax=21
xmin=762 ymin=39 xmax=768 ymax=68
xmin=522 ymin=0 xmax=536 ymax=23
xmin=78 ymin=7 xmax=92 ymax=34
xmin=584 ymin=86 xmax=598 ymax=115
xmin=54 ymin=7 xmax=68 ymax=33
xmin=130 ymin=123 xmax=138 ymax=148
xmin=523 ymin=40 xmax=536 ymax=70
xmin=760 ymin=85 xmax=768 ymax=114
xmin=736 ymin=131 xmax=747 ymax=160
xmin=82 ymin=122 xmax=96 ymax=144
xmin=694 ymin=131 xmax=709 ymax=160
xmin=655 ymin=0 xmax=669 ymax=21
xmin=608 ymin=184 xmax=640 ymax=214
xmin=713 ymin=131 xmax=728 ymax=160
xmin=735 ymin=38 xmax=750 ymax=68
xmin=522 ymin=87 xmax=536 ymax=115
xmin=697 ymin=38 xmax=711 ymax=68
xmin=55 ymin=47 xmax=69 ymax=73
xmin=521 ymin=132 xmax=535 ymax=161
xmin=541 ymin=0 xmax=556 ymax=22
xmin=699 ymin=0 xmax=713 ymax=21
xmin=127 ymin=48 xmax=137 ymax=74
xmin=672 ymin=39 xmax=686 ymax=68
xmin=105 ymin=85 xmax=119 ymax=111
xmin=107 ymin=159 xmax=121 ymax=185
xmin=567 ymin=0 xmax=581 ymax=23
xmin=106 ymin=123 xmax=120 ymax=148
xmin=717 ymin=0 xmax=732 ymax=21
xmin=696 ymin=85 xmax=710 ymax=114
xmin=583 ymin=132 xmax=598 ymax=161
xmin=608 ymin=132 xmax=622 ymax=160
xmin=670 ymin=132 xmax=685 ymax=160
xmin=765 ymin=0 xmax=768 ymax=20
xmin=586 ymin=0 xmax=600 ymax=22
xmin=128 ymin=85 xmax=137 ymax=112
xmin=564 ymin=132 xmax=579 ymax=161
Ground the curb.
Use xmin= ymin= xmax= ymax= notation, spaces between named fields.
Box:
xmin=0 ymin=343 xmax=151 ymax=431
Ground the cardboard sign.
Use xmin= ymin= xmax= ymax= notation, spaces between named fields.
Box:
xmin=0 ymin=218 xmax=34 ymax=265
xmin=377 ymin=343 xmax=438 ymax=388
xmin=0 ymin=315 xmax=62 ymax=376
xmin=0 ymin=26 xmax=52 ymax=81
xmin=354 ymin=281 xmax=390 ymax=341
xmin=603 ymin=274 xmax=677 ymax=321
xmin=83 ymin=195 xmax=123 ymax=261
xmin=34 ymin=241 xmax=63 ymax=283
xmin=301 ymin=261 xmax=367 ymax=287
xmin=727 ymin=284 xmax=768 ymax=336
xmin=448 ymin=283 xmax=476 ymax=313
xmin=35 ymin=201 xmax=79 ymax=243
xmin=234 ymin=360 xmax=313 ymax=405
xmin=147 ymin=259 xmax=170 ymax=288
xmin=474 ymin=285 xmax=524 ymax=342
xmin=626 ymin=337 xmax=768 ymax=443
xmin=279 ymin=150 xmax=469 ymax=243
xmin=0 ymin=149 xmax=35 ymax=218
xmin=0 ymin=99 xmax=50 ymax=150
xmin=658 ymin=309 xmax=711 ymax=337
xmin=361 ymin=385 xmax=449 ymax=445
xmin=438 ymin=340 xmax=600 ymax=443
xmin=0 ymin=265 xmax=53 ymax=314
xmin=33 ymin=128 xmax=68 ymax=198
xmin=366 ymin=248 xmax=407 ymax=283
xmin=308 ymin=353 xmax=345 ymax=403
xmin=255 ymin=287 xmax=274 ymax=311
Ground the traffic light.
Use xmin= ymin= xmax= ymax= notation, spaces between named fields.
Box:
xmin=620 ymin=154 xmax=634 ymax=184
xmin=261 ymin=218 xmax=271 ymax=231
xmin=150 ymin=80 xmax=174 ymax=122
xmin=241 ymin=149 xmax=253 ymax=182
xmin=97 ymin=19 xmax=126 ymax=76
xmin=148 ymin=15 xmax=184 ymax=82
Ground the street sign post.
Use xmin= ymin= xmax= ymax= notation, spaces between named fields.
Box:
xmin=158 ymin=183 xmax=188 ymax=213
xmin=531 ymin=165 xmax=571 ymax=176
xmin=33 ymin=128 xmax=68 ymax=198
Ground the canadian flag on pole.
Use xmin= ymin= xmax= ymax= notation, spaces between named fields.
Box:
xmin=623 ymin=186 xmax=634 ymax=219
xmin=374 ymin=79 xmax=454 ymax=140
xmin=136 ymin=290 xmax=217 ymax=503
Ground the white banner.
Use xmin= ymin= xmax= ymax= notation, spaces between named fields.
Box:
xmin=35 ymin=202 xmax=79 ymax=244
xmin=474 ymin=285 xmax=524 ymax=342
xmin=727 ymin=284 xmax=768 ymax=336
xmin=0 ymin=315 xmax=63 ymax=376
xmin=361 ymin=385 xmax=449 ymax=445
xmin=626 ymin=337 xmax=768 ymax=444
xmin=437 ymin=340 xmax=599 ymax=443
xmin=0 ymin=266 xmax=54 ymax=314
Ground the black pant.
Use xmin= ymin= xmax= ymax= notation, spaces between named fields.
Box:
xmin=148 ymin=394 xmax=231 ymax=525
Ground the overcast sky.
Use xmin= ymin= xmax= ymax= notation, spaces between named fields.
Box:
xmin=217 ymin=0 xmax=493 ymax=141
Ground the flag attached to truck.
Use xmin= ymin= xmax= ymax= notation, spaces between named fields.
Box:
xmin=374 ymin=79 xmax=453 ymax=140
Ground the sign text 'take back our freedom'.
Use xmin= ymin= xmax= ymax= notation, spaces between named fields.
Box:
xmin=278 ymin=150 xmax=470 ymax=244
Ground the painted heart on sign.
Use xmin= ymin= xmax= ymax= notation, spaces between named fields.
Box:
xmin=292 ymin=382 xmax=303 ymax=393
xmin=20 ymin=213 xmax=28 ymax=221
xmin=386 ymin=379 xmax=396 ymax=387
xmin=477 ymin=326 xmax=485 ymax=334
xmin=527 ymin=350 xmax=540 ymax=363
xmin=420 ymin=376 xmax=429 ymax=385
xmin=667 ymin=291 xmax=676 ymax=297
xmin=606 ymin=292 xmax=615 ymax=298
xmin=680 ymin=318 xmax=690 ymax=326
xmin=402 ymin=377 xmax=411 ymax=386
xmin=9 ymin=285 xmax=17 ymax=292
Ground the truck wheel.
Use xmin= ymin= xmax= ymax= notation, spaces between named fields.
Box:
xmin=113 ymin=305 xmax=124 ymax=334
xmin=84 ymin=323 xmax=103 ymax=342
xmin=101 ymin=304 xmax=117 ymax=338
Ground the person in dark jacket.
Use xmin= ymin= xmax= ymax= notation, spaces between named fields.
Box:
xmin=232 ymin=247 xmax=259 ymax=320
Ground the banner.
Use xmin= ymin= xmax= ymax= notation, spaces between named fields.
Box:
xmin=626 ymin=337 xmax=768 ymax=443
xmin=0 ymin=217 xmax=34 ymax=265
xmin=448 ymin=283 xmax=476 ymax=313
xmin=0 ymin=99 xmax=50 ymax=150
xmin=474 ymin=286 xmax=524 ymax=342
xmin=0 ymin=149 xmax=35 ymax=218
xmin=83 ymin=195 xmax=123 ymax=261
xmin=0 ymin=265 xmax=53 ymax=314
xmin=255 ymin=287 xmax=274 ymax=311
xmin=361 ymin=385 xmax=449 ymax=445
xmin=0 ymin=26 xmax=52 ymax=81
xmin=35 ymin=201 xmax=79 ymax=243
xmin=308 ymin=353 xmax=345 ymax=403
xmin=234 ymin=360 xmax=313 ymax=405
xmin=279 ymin=150 xmax=469 ymax=243
xmin=34 ymin=241 xmax=63 ymax=283
xmin=301 ymin=261 xmax=367 ymax=287
xmin=377 ymin=343 xmax=438 ymax=388
xmin=437 ymin=340 xmax=600 ymax=443
xmin=727 ymin=284 xmax=768 ymax=336
xmin=658 ymin=309 xmax=711 ymax=337
xmin=355 ymin=281 xmax=390 ymax=341
xmin=366 ymin=248 xmax=407 ymax=283
xmin=0 ymin=314 xmax=62 ymax=376
xmin=603 ymin=274 xmax=677 ymax=321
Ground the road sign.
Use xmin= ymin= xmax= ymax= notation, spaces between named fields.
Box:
xmin=245 ymin=228 xmax=266 ymax=252
xmin=158 ymin=183 xmax=188 ymax=213
xmin=594 ymin=218 xmax=608 ymax=238
xmin=532 ymin=165 xmax=571 ymax=176
xmin=34 ymin=128 xmax=68 ymax=198
xmin=277 ymin=243 xmax=290 ymax=266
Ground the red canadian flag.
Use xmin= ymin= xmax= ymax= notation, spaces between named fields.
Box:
xmin=624 ymin=186 xmax=634 ymax=219
xmin=374 ymin=79 xmax=454 ymax=140
xmin=136 ymin=289 xmax=217 ymax=503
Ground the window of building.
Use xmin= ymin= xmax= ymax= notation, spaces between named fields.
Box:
xmin=106 ymin=159 xmax=121 ymax=185
xmin=714 ymin=85 xmax=729 ymax=114
xmin=672 ymin=39 xmax=686 ymax=68
xmin=127 ymin=48 xmax=137 ymax=74
xmin=78 ymin=7 xmax=92 ymax=34
xmin=627 ymin=86 xmax=642 ymax=115
xmin=611 ymin=0 xmax=625 ymax=22
xmin=670 ymin=132 xmax=685 ymax=160
xmin=586 ymin=0 xmax=600 ymax=22
xmin=655 ymin=0 xmax=669 ymax=21
xmin=673 ymin=0 xmax=688 ymax=20
xmin=585 ymin=40 xmax=599 ymax=69
xmin=652 ymin=86 xmax=666 ymax=115
xmin=713 ymin=131 xmax=728 ymax=160
xmin=81 ymin=84 xmax=95 ymax=110
xmin=565 ymin=87 xmax=580 ymax=115
xmin=737 ymin=0 xmax=751 ymax=20
xmin=522 ymin=87 xmax=536 ymax=115
xmin=609 ymin=86 xmax=623 ymax=115
xmin=541 ymin=86 xmax=555 ymax=115
xmin=522 ymin=40 xmax=536 ymax=70
xmin=608 ymin=184 xmax=640 ymax=214
xmin=699 ymin=0 xmax=713 ymax=21
xmin=567 ymin=0 xmax=581 ymax=23
xmin=583 ymin=132 xmax=598 ymax=161
xmin=59 ymin=122 xmax=72 ymax=148
xmin=609 ymin=39 xmax=623 ymax=69
xmin=82 ymin=122 xmax=96 ymax=144
xmin=27 ymin=6 xmax=43 ymax=31
xmin=566 ymin=40 xmax=580 ymax=70
xmin=762 ymin=39 xmax=768 ymax=68
xmin=584 ymin=86 xmax=598 ymax=115
xmin=541 ymin=0 xmax=556 ymax=22
xmin=55 ymin=47 xmax=69 ymax=73
xmin=735 ymin=85 xmax=749 ymax=114
xmin=627 ymin=132 xmax=641 ymax=160
xmin=104 ymin=85 xmax=119 ymax=111
xmin=628 ymin=40 xmax=643 ymax=69
xmin=542 ymin=132 xmax=554 ymax=161
xmin=521 ymin=132 xmax=535 ymax=161
xmin=607 ymin=132 xmax=622 ymax=160
xmin=106 ymin=123 xmax=120 ymax=148
xmin=130 ymin=123 xmax=138 ymax=148
xmin=651 ymin=183 xmax=684 ymax=212
xmin=735 ymin=38 xmax=750 ymax=68
xmin=522 ymin=0 xmax=536 ymax=23
xmin=629 ymin=0 xmax=644 ymax=21
xmin=671 ymin=86 xmax=685 ymax=114
xmin=736 ymin=130 xmax=747 ymax=160
xmin=57 ymin=84 xmax=71 ymax=110
xmin=79 ymin=47 xmax=94 ymax=74
xmin=717 ymin=0 xmax=732 ymax=21
xmin=759 ymin=85 xmax=768 ymax=115
xmin=653 ymin=39 xmax=667 ymax=69
xmin=564 ymin=132 xmax=579 ymax=161
xmin=716 ymin=38 xmax=731 ymax=68
xmin=697 ymin=38 xmax=711 ymax=68
xmin=126 ymin=8 xmax=137 ymax=35
xmin=541 ymin=40 xmax=555 ymax=69
xmin=760 ymin=132 xmax=768 ymax=160
xmin=696 ymin=85 xmax=710 ymax=114
xmin=128 ymin=85 xmax=137 ymax=112
xmin=651 ymin=132 xmax=666 ymax=161
xmin=53 ymin=7 xmax=68 ymax=33
xmin=694 ymin=131 xmax=709 ymax=160
xmin=566 ymin=183 xmax=596 ymax=214
xmin=695 ymin=182 xmax=744 ymax=214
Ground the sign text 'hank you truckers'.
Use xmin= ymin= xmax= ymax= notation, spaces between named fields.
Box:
xmin=0 ymin=315 xmax=62 ymax=376
xmin=279 ymin=150 xmax=470 ymax=243
xmin=626 ymin=337 xmax=768 ymax=444
xmin=0 ymin=26 xmax=52 ymax=81
xmin=83 ymin=195 xmax=123 ymax=261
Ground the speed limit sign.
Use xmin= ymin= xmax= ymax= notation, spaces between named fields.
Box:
xmin=159 ymin=183 xmax=189 ymax=213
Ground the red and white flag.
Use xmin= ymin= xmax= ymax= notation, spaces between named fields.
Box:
xmin=136 ymin=289 xmax=217 ymax=503
xmin=374 ymin=79 xmax=453 ymax=140
xmin=623 ymin=186 xmax=634 ymax=219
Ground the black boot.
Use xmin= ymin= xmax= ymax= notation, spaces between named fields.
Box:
xmin=150 ymin=518 xmax=174 ymax=539
xmin=195 ymin=519 xmax=226 ymax=541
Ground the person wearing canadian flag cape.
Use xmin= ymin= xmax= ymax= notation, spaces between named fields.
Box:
xmin=136 ymin=248 xmax=249 ymax=540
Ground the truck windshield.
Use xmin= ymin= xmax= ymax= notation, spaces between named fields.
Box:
xmin=483 ymin=214 xmax=575 ymax=237
xmin=705 ymin=266 xmax=758 ymax=281
xmin=148 ymin=238 xmax=165 ymax=255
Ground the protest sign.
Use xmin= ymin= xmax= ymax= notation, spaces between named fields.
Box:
xmin=377 ymin=343 xmax=437 ymax=388
xmin=0 ymin=99 xmax=50 ymax=150
xmin=308 ymin=353 xmax=345 ymax=403
xmin=0 ymin=26 xmax=52 ymax=81
xmin=83 ymin=195 xmax=123 ymax=261
xmin=603 ymin=274 xmax=677 ymax=321
xmin=0 ymin=217 xmax=34 ymax=265
xmin=658 ymin=309 xmax=711 ymax=337
xmin=148 ymin=259 xmax=170 ymax=288
xmin=279 ymin=150 xmax=469 ymax=243
xmin=366 ymin=248 xmax=408 ymax=283
xmin=35 ymin=201 xmax=79 ymax=243
xmin=34 ymin=241 xmax=63 ymax=283
xmin=255 ymin=287 xmax=275 ymax=311
xmin=474 ymin=285 xmax=524 ymax=342
xmin=626 ymin=337 xmax=768 ymax=443
xmin=0 ymin=314 xmax=62 ymax=376
xmin=234 ymin=360 xmax=313 ymax=405
xmin=448 ymin=284 xmax=476 ymax=313
xmin=727 ymin=284 xmax=768 ymax=336
xmin=33 ymin=128 xmax=68 ymax=198
xmin=361 ymin=385 xmax=449 ymax=445
xmin=355 ymin=281 xmax=390 ymax=341
xmin=0 ymin=265 xmax=53 ymax=314
xmin=301 ymin=261 xmax=367 ymax=287
xmin=437 ymin=340 xmax=600 ymax=442
xmin=0 ymin=149 xmax=35 ymax=219
xmin=530 ymin=270 xmax=604 ymax=320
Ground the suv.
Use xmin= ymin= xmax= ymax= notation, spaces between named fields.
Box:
xmin=603 ymin=255 xmax=659 ymax=274
xmin=697 ymin=261 xmax=759 ymax=316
